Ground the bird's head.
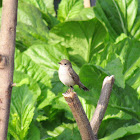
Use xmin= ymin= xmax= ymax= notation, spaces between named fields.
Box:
xmin=58 ymin=59 xmax=72 ymax=68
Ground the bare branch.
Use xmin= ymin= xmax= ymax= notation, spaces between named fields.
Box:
xmin=0 ymin=0 xmax=18 ymax=139
xmin=90 ymin=75 xmax=115 ymax=136
xmin=63 ymin=91 xmax=96 ymax=140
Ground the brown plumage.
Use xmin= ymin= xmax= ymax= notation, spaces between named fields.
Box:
xmin=58 ymin=59 xmax=89 ymax=91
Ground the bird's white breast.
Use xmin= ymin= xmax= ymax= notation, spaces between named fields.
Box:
xmin=58 ymin=65 xmax=75 ymax=86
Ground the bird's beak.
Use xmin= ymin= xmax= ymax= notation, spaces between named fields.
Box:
xmin=58 ymin=62 xmax=61 ymax=64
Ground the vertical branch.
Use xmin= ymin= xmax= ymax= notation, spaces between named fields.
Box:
xmin=84 ymin=0 xmax=91 ymax=8
xmin=90 ymin=75 xmax=115 ymax=136
xmin=0 ymin=0 xmax=18 ymax=139
xmin=63 ymin=92 xmax=96 ymax=140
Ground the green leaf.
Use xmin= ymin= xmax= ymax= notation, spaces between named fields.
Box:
xmin=37 ymin=89 xmax=55 ymax=109
xmin=8 ymin=85 xmax=36 ymax=140
xmin=16 ymin=1 xmax=51 ymax=50
xmin=27 ymin=122 xmax=40 ymax=140
xmin=51 ymin=18 xmax=107 ymax=64
xmin=24 ymin=43 xmax=68 ymax=71
xmin=94 ymin=0 xmax=140 ymax=40
xmin=100 ymin=123 xmax=140 ymax=140
xmin=70 ymin=7 xmax=95 ymax=21
xmin=23 ymin=0 xmax=55 ymax=16
xmin=18 ymin=1 xmax=49 ymax=30
xmin=58 ymin=0 xmax=84 ymax=22
xmin=79 ymin=97 xmax=95 ymax=121
xmin=21 ymin=0 xmax=59 ymax=28
xmin=13 ymin=71 xmax=41 ymax=100
xmin=79 ymin=64 xmax=107 ymax=90
xmin=105 ymin=58 xmax=125 ymax=88
xmin=8 ymin=71 xmax=41 ymax=139
xmin=47 ymin=123 xmax=81 ymax=140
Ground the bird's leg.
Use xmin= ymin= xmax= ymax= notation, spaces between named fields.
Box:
xmin=70 ymin=86 xmax=74 ymax=92
xmin=66 ymin=86 xmax=74 ymax=93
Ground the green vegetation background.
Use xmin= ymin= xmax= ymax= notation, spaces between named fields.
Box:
xmin=0 ymin=0 xmax=140 ymax=139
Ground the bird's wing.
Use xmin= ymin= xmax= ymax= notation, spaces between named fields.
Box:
xmin=68 ymin=67 xmax=79 ymax=84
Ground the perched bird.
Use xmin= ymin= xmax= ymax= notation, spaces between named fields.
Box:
xmin=58 ymin=59 xmax=89 ymax=91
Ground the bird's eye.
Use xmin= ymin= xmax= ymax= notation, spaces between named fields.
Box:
xmin=64 ymin=63 xmax=67 ymax=65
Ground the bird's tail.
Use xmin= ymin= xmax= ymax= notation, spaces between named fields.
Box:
xmin=78 ymin=81 xmax=89 ymax=91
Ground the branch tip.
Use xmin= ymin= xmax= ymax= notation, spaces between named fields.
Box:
xmin=103 ymin=75 xmax=115 ymax=87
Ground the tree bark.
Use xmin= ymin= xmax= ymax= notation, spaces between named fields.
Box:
xmin=0 ymin=0 xmax=18 ymax=139
xmin=90 ymin=75 xmax=115 ymax=136
xmin=84 ymin=0 xmax=91 ymax=8
xmin=63 ymin=92 xmax=96 ymax=140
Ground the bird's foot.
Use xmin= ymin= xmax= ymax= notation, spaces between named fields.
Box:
xmin=65 ymin=86 xmax=74 ymax=94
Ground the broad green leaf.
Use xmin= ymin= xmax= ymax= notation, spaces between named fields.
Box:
xmin=13 ymin=70 xmax=41 ymax=101
xmin=94 ymin=0 xmax=140 ymax=40
xmin=22 ymin=0 xmax=59 ymax=28
xmin=8 ymin=85 xmax=36 ymax=140
xmin=58 ymin=0 xmax=84 ymax=22
xmin=51 ymin=18 xmax=107 ymax=64
xmin=27 ymin=122 xmax=40 ymax=140
xmin=15 ymin=52 xmax=56 ymax=111
xmin=120 ymin=134 xmax=140 ymax=140
xmin=103 ymin=110 xmax=133 ymax=121
xmin=79 ymin=64 xmax=107 ymax=90
xmin=47 ymin=123 xmax=81 ymax=140
xmin=105 ymin=58 xmax=125 ymax=88
xmin=18 ymin=2 xmax=48 ymax=31
xmin=79 ymin=97 xmax=95 ymax=121
xmin=24 ymin=43 xmax=68 ymax=71
xmin=50 ymin=93 xmax=74 ymax=120
xmin=71 ymin=7 xmax=95 ymax=21
xmin=99 ymin=117 xmax=139 ymax=139
xmin=113 ymin=37 xmax=140 ymax=93
xmin=91 ymin=35 xmax=140 ymax=91
xmin=37 ymin=89 xmax=55 ymax=109
xmin=23 ymin=0 xmax=55 ymax=16
xmin=57 ymin=0 xmax=96 ymax=22
xmin=100 ymin=123 xmax=140 ymax=140
xmin=16 ymin=2 xmax=49 ymax=50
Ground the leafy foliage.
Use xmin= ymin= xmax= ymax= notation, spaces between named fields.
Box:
xmin=0 ymin=0 xmax=139 ymax=139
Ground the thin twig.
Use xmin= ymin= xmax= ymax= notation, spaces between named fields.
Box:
xmin=90 ymin=75 xmax=115 ymax=137
xmin=63 ymin=91 xmax=96 ymax=140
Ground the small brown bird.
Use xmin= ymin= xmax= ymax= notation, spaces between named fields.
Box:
xmin=58 ymin=59 xmax=89 ymax=91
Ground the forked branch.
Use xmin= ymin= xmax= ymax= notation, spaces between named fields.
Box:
xmin=63 ymin=75 xmax=115 ymax=140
